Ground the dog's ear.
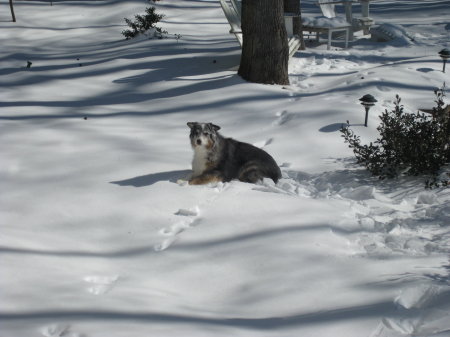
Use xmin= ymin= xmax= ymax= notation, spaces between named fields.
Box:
xmin=187 ymin=122 xmax=196 ymax=129
xmin=210 ymin=123 xmax=221 ymax=132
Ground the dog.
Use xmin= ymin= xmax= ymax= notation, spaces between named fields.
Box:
xmin=187 ymin=122 xmax=281 ymax=185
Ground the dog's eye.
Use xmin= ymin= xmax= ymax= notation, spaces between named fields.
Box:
xmin=203 ymin=132 xmax=209 ymax=136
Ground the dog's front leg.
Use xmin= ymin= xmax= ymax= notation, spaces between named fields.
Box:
xmin=189 ymin=172 xmax=223 ymax=185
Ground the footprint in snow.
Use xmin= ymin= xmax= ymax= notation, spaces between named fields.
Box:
xmin=40 ymin=324 xmax=83 ymax=337
xmin=40 ymin=324 xmax=69 ymax=337
xmin=154 ymin=207 xmax=200 ymax=252
xmin=273 ymin=110 xmax=295 ymax=126
xmin=286 ymin=90 xmax=295 ymax=97
xmin=253 ymin=177 xmax=314 ymax=197
xmin=253 ymin=138 xmax=273 ymax=148
xmin=369 ymin=285 xmax=446 ymax=337
xmin=159 ymin=217 xmax=199 ymax=237
xmin=377 ymin=85 xmax=392 ymax=92
xmin=395 ymin=283 xmax=442 ymax=310
xmin=283 ymin=89 xmax=301 ymax=102
xmin=83 ymin=275 xmax=119 ymax=295
xmin=155 ymin=184 xmax=230 ymax=252
xmin=154 ymin=236 xmax=178 ymax=252
xmin=175 ymin=207 xmax=199 ymax=216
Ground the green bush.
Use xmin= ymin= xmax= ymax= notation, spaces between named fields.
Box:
xmin=341 ymin=88 xmax=449 ymax=187
xmin=122 ymin=6 xmax=166 ymax=40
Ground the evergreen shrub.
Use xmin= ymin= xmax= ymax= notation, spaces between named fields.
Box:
xmin=122 ymin=6 xmax=166 ymax=40
xmin=341 ymin=88 xmax=449 ymax=187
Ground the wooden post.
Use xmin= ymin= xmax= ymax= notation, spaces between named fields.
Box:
xmin=284 ymin=0 xmax=306 ymax=50
xmin=9 ymin=0 xmax=16 ymax=22
xmin=343 ymin=1 xmax=353 ymax=23
xmin=342 ymin=1 xmax=354 ymax=40
xmin=361 ymin=0 xmax=370 ymax=17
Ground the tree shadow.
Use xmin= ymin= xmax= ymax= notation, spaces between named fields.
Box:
xmin=319 ymin=123 xmax=347 ymax=132
xmin=0 ymin=244 xmax=157 ymax=258
xmin=319 ymin=122 xmax=366 ymax=132
xmin=0 ymin=36 xmax=250 ymax=120
xmin=0 ymin=300 xmax=397 ymax=328
xmin=110 ymin=169 xmax=191 ymax=187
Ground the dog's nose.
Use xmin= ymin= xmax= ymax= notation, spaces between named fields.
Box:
xmin=196 ymin=139 xmax=202 ymax=145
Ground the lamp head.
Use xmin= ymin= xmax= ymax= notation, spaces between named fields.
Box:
xmin=359 ymin=94 xmax=377 ymax=107
xmin=439 ymin=48 xmax=450 ymax=60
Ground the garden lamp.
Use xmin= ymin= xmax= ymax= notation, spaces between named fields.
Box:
xmin=359 ymin=94 xmax=377 ymax=127
xmin=438 ymin=48 xmax=450 ymax=73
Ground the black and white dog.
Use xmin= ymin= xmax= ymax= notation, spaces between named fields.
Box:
xmin=187 ymin=122 xmax=281 ymax=185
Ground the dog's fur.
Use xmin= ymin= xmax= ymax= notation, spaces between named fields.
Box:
xmin=187 ymin=122 xmax=281 ymax=185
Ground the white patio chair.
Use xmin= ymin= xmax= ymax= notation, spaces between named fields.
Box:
xmin=302 ymin=0 xmax=374 ymax=49
xmin=301 ymin=0 xmax=351 ymax=50
xmin=339 ymin=0 xmax=374 ymax=35
xmin=219 ymin=0 xmax=302 ymax=59
xmin=318 ymin=0 xmax=374 ymax=37
xmin=219 ymin=0 xmax=243 ymax=46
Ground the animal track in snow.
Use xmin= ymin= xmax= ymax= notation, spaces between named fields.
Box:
xmin=282 ymin=87 xmax=301 ymax=101
xmin=253 ymin=177 xmax=314 ymax=197
xmin=41 ymin=324 xmax=69 ymax=337
xmin=40 ymin=324 xmax=83 ymax=337
xmin=253 ymin=138 xmax=273 ymax=148
xmin=154 ymin=235 xmax=178 ymax=252
xmin=159 ymin=218 xmax=196 ymax=237
xmin=369 ymin=284 xmax=448 ymax=337
xmin=175 ymin=206 xmax=199 ymax=217
xmin=377 ymin=85 xmax=392 ymax=92
xmin=273 ymin=110 xmax=295 ymax=126
xmin=154 ymin=207 xmax=200 ymax=252
xmin=83 ymin=275 xmax=119 ymax=295
xmin=154 ymin=183 xmax=230 ymax=252
xmin=395 ymin=284 xmax=442 ymax=309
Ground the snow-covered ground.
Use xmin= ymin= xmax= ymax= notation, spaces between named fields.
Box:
xmin=1 ymin=1 xmax=450 ymax=336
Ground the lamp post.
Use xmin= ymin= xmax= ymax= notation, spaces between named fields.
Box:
xmin=9 ymin=0 xmax=16 ymax=22
xmin=359 ymin=94 xmax=377 ymax=127
xmin=438 ymin=48 xmax=450 ymax=73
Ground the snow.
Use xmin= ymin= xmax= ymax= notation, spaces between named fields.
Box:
xmin=302 ymin=16 xmax=351 ymax=28
xmin=1 ymin=0 xmax=449 ymax=336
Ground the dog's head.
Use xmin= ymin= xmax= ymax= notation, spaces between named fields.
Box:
xmin=187 ymin=122 xmax=221 ymax=149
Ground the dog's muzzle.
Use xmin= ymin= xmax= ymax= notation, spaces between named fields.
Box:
xmin=196 ymin=139 xmax=202 ymax=145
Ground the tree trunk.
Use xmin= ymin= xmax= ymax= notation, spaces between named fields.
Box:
xmin=284 ymin=0 xmax=305 ymax=50
xmin=9 ymin=0 xmax=16 ymax=22
xmin=238 ymin=0 xmax=289 ymax=85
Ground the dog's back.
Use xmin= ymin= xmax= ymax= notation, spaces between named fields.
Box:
xmin=219 ymin=138 xmax=281 ymax=184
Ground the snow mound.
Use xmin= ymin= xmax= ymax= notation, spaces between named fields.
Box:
xmin=273 ymin=169 xmax=450 ymax=258
xmin=371 ymin=23 xmax=415 ymax=45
